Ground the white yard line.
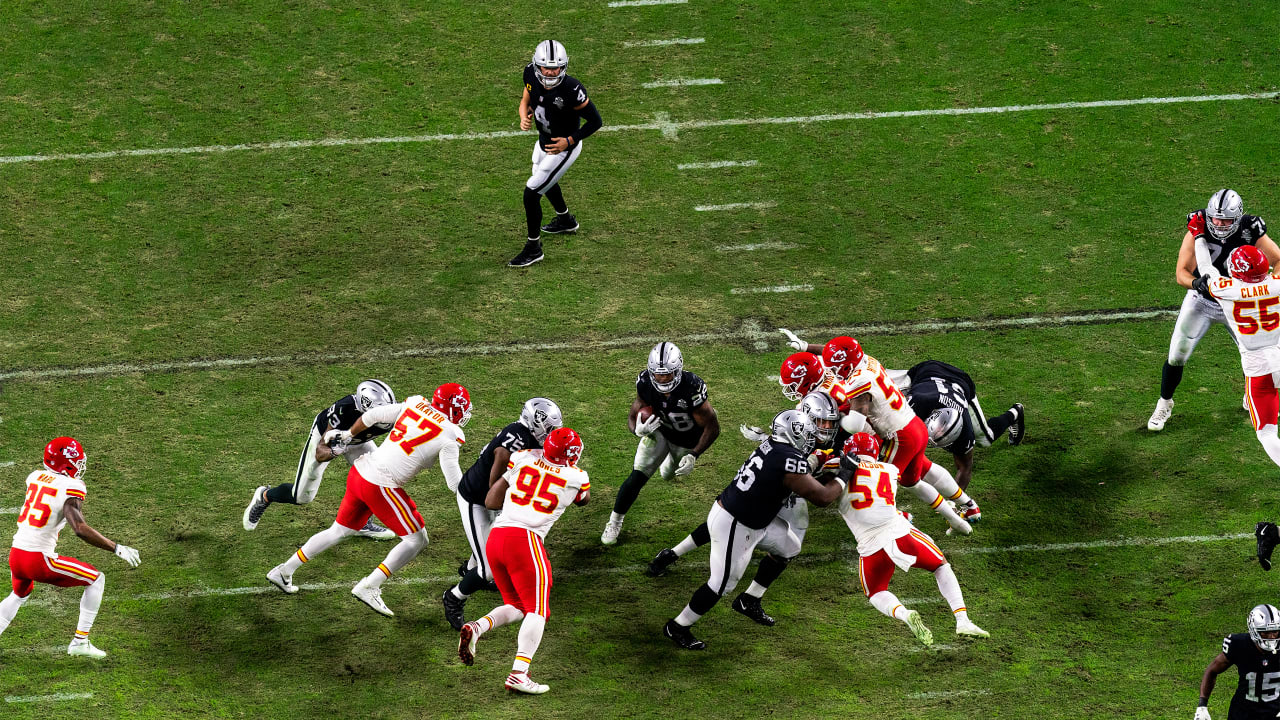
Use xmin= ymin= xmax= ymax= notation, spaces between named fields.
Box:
xmin=0 ymin=307 xmax=1180 ymax=383
xmin=907 ymin=689 xmax=991 ymax=700
xmin=0 ymin=508 xmax=20 ymax=515
xmin=678 ymin=160 xmax=758 ymax=170
xmin=609 ymin=0 xmax=687 ymax=5
xmin=5 ymin=693 xmax=94 ymax=704
xmin=643 ymin=78 xmax=724 ymax=89
xmin=0 ymin=461 xmax=14 ymax=468
xmin=624 ymin=38 xmax=705 ymax=47
xmin=0 ymin=93 xmax=1273 ymax=166
xmin=730 ymin=284 xmax=814 ymax=295
xmin=694 ymin=202 xmax=776 ymax=211
xmin=716 ymin=241 xmax=796 ymax=252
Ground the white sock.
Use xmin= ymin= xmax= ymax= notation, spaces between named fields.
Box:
xmin=0 ymin=592 xmax=29 ymax=635
xmin=513 ymin=612 xmax=547 ymax=673
xmin=285 ymin=522 xmax=356 ymax=574
xmin=744 ymin=581 xmax=767 ymax=599
xmin=75 ymin=575 xmax=105 ymax=642
xmin=909 ymin=481 xmax=946 ymax=513
xmin=609 ymin=512 xmax=625 ymax=524
xmin=473 ymin=604 xmax=524 ymax=638
xmin=1257 ymin=426 xmax=1280 ymax=468
xmin=934 ymin=563 xmax=967 ymax=615
xmin=673 ymin=535 xmax=699 ymax=556
xmin=450 ymin=586 xmax=467 ymax=600
xmin=365 ymin=530 xmax=427 ymax=588
xmin=869 ymin=590 xmax=910 ymax=622
xmin=924 ymin=463 xmax=971 ymax=506
xmin=675 ymin=605 xmax=702 ymax=627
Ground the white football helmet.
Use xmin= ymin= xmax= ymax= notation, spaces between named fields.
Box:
xmin=798 ymin=391 xmax=839 ymax=445
xmin=354 ymin=379 xmax=396 ymax=412
xmin=519 ymin=397 xmax=564 ymax=443
xmin=1249 ymin=604 xmax=1280 ymax=653
xmin=1206 ymin=188 xmax=1244 ymax=240
xmin=770 ymin=409 xmax=817 ymax=455
xmin=925 ymin=407 xmax=964 ymax=449
xmin=648 ymin=342 xmax=684 ymax=393
xmin=532 ymin=40 xmax=568 ymax=89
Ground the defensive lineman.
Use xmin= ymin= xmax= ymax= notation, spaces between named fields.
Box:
xmin=243 ymin=379 xmax=398 ymax=539
xmin=1196 ymin=604 xmax=1280 ymax=719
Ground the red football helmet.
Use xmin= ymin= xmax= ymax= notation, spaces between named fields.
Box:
xmin=543 ymin=427 xmax=584 ymax=467
xmin=779 ymin=352 xmax=824 ymax=401
xmin=1229 ymin=245 xmax=1271 ymax=284
xmin=44 ymin=436 xmax=87 ymax=479
xmin=822 ymin=336 xmax=866 ymax=381
xmin=842 ymin=432 xmax=881 ymax=460
xmin=432 ymin=383 xmax=473 ymax=427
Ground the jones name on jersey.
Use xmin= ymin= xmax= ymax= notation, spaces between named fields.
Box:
xmin=492 ymin=449 xmax=590 ymax=539
xmin=636 ymin=371 xmax=709 ymax=449
xmin=1188 ymin=209 xmax=1269 ymax=278
xmin=523 ymin=64 xmax=588 ymax=145
xmin=458 ymin=422 xmax=540 ymax=505
xmin=314 ymin=394 xmax=393 ymax=445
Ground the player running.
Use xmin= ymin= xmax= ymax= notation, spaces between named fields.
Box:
xmin=458 ymin=428 xmax=590 ymax=695
xmin=1195 ymin=604 xmax=1280 ymax=719
xmin=0 ymin=438 xmax=141 ymax=658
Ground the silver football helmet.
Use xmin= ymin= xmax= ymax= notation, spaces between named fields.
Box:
xmin=1206 ymin=188 xmax=1244 ymax=240
xmin=770 ymin=409 xmax=817 ymax=455
xmin=354 ymin=379 xmax=396 ymax=412
xmin=1248 ymin=604 xmax=1280 ymax=653
xmin=798 ymin=391 xmax=840 ymax=445
xmin=925 ymin=407 xmax=964 ymax=449
xmin=519 ymin=397 xmax=564 ymax=443
xmin=532 ymin=40 xmax=568 ymax=89
xmin=647 ymin=342 xmax=684 ymax=393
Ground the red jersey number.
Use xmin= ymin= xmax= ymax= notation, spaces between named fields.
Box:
xmin=388 ymin=409 xmax=443 ymax=455
xmin=509 ymin=466 xmax=568 ymax=514
xmin=847 ymin=468 xmax=894 ymax=510
xmin=17 ymin=484 xmax=58 ymax=528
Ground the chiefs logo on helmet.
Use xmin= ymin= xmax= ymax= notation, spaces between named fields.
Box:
xmin=1228 ymin=245 xmax=1270 ymax=284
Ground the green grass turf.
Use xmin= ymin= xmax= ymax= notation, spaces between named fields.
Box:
xmin=2 ymin=0 xmax=1280 ymax=717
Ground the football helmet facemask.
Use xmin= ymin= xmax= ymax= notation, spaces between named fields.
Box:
xmin=1248 ymin=603 xmax=1280 ymax=653
xmin=1228 ymin=244 xmax=1270 ymax=284
xmin=543 ymin=427 xmax=583 ymax=467
xmin=925 ymin=407 xmax=965 ymax=449
xmin=770 ymin=409 xmax=818 ymax=456
xmin=1206 ymin=188 xmax=1244 ymax=240
xmin=779 ymin=352 xmax=824 ymax=401
xmin=647 ymin=342 xmax=684 ymax=393
xmin=822 ymin=336 xmax=866 ymax=381
xmin=799 ymin=391 xmax=840 ymax=445
xmin=519 ymin=397 xmax=564 ymax=443
xmin=432 ymin=383 xmax=473 ymax=427
xmin=354 ymin=379 xmax=396 ymax=413
xmin=44 ymin=436 xmax=87 ymax=479
xmin=532 ymin=40 xmax=569 ymax=89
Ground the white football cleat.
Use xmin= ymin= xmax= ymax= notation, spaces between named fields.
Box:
xmin=904 ymin=610 xmax=934 ymax=647
xmin=1147 ymin=398 xmax=1173 ymax=431
xmin=956 ymin=618 xmax=990 ymax=638
xmin=505 ymin=671 xmax=550 ymax=695
xmin=352 ymin=578 xmax=394 ymax=617
xmin=356 ymin=519 xmax=396 ymax=540
xmin=458 ymin=622 xmax=479 ymax=666
xmin=242 ymin=485 xmax=270 ymax=531
xmin=601 ymin=517 xmax=624 ymax=546
xmin=267 ymin=564 xmax=298 ymax=594
xmin=67 ymin=640 xmax=107 ymax=659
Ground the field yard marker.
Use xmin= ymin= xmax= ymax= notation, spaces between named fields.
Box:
xmin=653 ymin=111 xmax=681 ymax=139
xmin=716 ymin=241 xmax=796 ymax=252
xmin=0 ymin=307 xmax=1181 ymax=382
xmin=609 ymin=0 xmax=687 ymax=5
xmin=5 ymin=693 xmax=94 ymax=704
xmin=679 ymin=160 xmax=758 ymax=170
xmin=643 ymin=78 xmax=723 ymax=89
xmin=730 ymin=284 xmax=814 ymax=295
xmin=0 ymin=507 xmax=20 ymax=514
xmin=907 ymin=689 xmax=990 ymax=700
xmin=0 ymin=461 xmax=14 ymax=468
xmin=624 ymin=38 xmax=705 ymax=47
xmin=694 ymin=202 xmax=776 ymax=211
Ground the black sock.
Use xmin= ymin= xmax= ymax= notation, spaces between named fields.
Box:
xmin=457 ymin=567 xmax=488 ymax=596
xmin=523 ymin=187 xmax=543 ymax=241
xmin=750 ymin=554 xmax=791 ymax=591
xmin=986 ymin=409 xmax=1016 ymax=439
xmin=1160 ymin=361 xmax=1184 ymax=400
xmin=613 ymin=469 xmax=651 ymax=515
xmin=691 ymin=522 xmax=711 ymax=547
xmin=265 ymin=483 xmax=297 ymax=504
xmin=689 ymin=583 xmax=721 ymax=616
xmin=545 ymin=183 xmax=567 ymax=214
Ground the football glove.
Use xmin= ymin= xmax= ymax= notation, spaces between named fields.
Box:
xmin=114 ymin=543 xmax=141 ymax=568
xmin=674 ymin=454 xmax=697 ymax=477
xmin=323 ymin=429 xmax=353 ymax=455
xmin=779 ymin=328 xmax=807 ymax=352
xmin=1192 ymin=274 xmax=1214 ymax=302
xmin=634 ymin=414 xmax=662 ymax=439
xmin=739 ymin=424 xmax=769 ymax=442
xmin=1194 ymin=706 xmax=1211 ymax=720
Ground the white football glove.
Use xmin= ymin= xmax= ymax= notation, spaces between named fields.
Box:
xmin=114 ymin=543 xmax=141 ymax=568
xmin=1194 ymin=706 xmax=1211 ymax=720
xmin=634 ymin=414 xmax=662 ymax=439
xmin=739 ymin=424 xmax=769 ymax=442
xmin=323 ymin=429 xmax=353 ymax=455
xmin=674 ymin=454 xmax=697 ymax=477
xmin=779 ymin=328 xmax=807 ymax=352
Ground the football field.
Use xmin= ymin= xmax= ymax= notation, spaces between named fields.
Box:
xmin=2 ymin=1 xmax=1280 ymax=717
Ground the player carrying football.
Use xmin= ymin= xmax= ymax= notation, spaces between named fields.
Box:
xmin=1195 ymin=604 xmax=1280 ymax=719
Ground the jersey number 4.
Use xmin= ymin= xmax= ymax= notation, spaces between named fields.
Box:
xmin=1233 ymin=298 xmax=1280 ymax=335
xmin=510 ymin=466 xmax=568 ymax=514
xmin=388 ymin=409 xmax=443 ymax=455
xmin=18 ymin=484 xmax=58 ymax=528
xmin=848 ymin=468 xmax=894 ymax=509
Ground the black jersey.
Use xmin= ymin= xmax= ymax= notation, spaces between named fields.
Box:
xmin=1223 ymin=632 xmax=1280 ymax=719
xmin=312 ymin=395 xmax=391 ymax=445
xmin=457 ymin=422 xmax=541 ymax=505
xmin=636 ymin=371 xmax=709 ymax=449
xmin=1188 ymin=210 xmax=1269 ymax=278
xmin=904 ymin=360 xmax=977 ymax=455
xmin=523 ymin=64 xmax=589 ymax=147
xmin=718 ymin=440 xmax=810 ymax=530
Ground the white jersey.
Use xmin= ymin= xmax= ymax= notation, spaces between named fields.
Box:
xmin=844 ymin=355 xmax=916 ymax=435
xmin=12 ymin=469 xmax=87 ymax=555
xmin=352 ymin=395 xmax=466 ymax=489
xmin=1207 ymin=274 xmax=1280 ymax=376
xmin=837 ymin=459 xmax=913 ymax=560
xmin=492 ymin=449 xmax=590 ymax=540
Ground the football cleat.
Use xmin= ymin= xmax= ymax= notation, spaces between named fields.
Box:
xmin=352 ymin=579 xmax=394 ymax=617
xmin=904 ymin=610 xmax=934 ymax=647
xmin=959 ymin=500 xmax=982 ymax=523
xmin=1007 ymin=403 xmax=1025 ymax=446
xmin=356 ymin=519 xmax=396 ymax=540
xmin=663 ymin=620 xmax=706 ymax=650
xmin=956 ymin=619 xmax=990 ymax=638
xmin=242 ymin=486 xmax=270 ymax=531
xmin=541 ymin=213 xmax=579 ymax=235
xmin=267 ymin=564 xmax=298 ymax=595
xmin=458 ymin=622 xmax=479 ymax=666
xmin=601 ymin=517 xmax=624 ymax=546
xmin=505 ymin=671 xmax=550 ymax=695
xmin=647 ymin=548 xmax=679 ymax=577
xmin=1147 ymin=398 xmax=1173 ymax=432
xmin=67 ymin=640 xmax=106 ymax=659
xmin=731 ymin=594 xmax=776 ymax=627
xmin=1257 ymin=522 xmax=1280 ymax=571
xmin=508 ymin=241 xmax=545 ymax=268
xmin=442 ymin=588 xmax=467 ymax=631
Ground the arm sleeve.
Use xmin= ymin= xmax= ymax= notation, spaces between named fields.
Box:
xmin=360 ymin=402 xmax=404 ymax=427
xmin=571 ymin=100 xmax=602 ymax=144
xmin=440 ymin=440 xmax=463 ymax=493
xmin=1194 ymin=237 xmax=1220 ymax=278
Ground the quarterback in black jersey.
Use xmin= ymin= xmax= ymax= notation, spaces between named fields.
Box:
xmin=1149 ymin=188 xmax=1278 ymax=432
xmin=440 ymin=398 xmax=562 ymax=631
xmin=1198 ymin=605 xmax=1280 ymax=720
xmin=508 ymin=40 xmax=604 ymax=268
xmin=242 ymin=380 xmax=397 ymax=539
xmin=601 ymin=342 xmax=720 ymax=546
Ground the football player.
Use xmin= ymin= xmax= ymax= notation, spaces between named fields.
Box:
xmin=1195 ymin=604 xmax=1280 ymax=719
xmin=835 ymin=433 xmax=987 ymax=647
xmin=508 ymin=40 xmax=604 ymax=268
xmin=1149 ymin=189 xmax=1278 ymax=431
xmin=458 ymin=427 xmax=590 ymax=695
xmin=662 ymin=410 xmax=845 ymax=651
xmin=601 ymin=342 xmax=720 ymax=546
xmin=1199 ymin=246 xmax=1280 ymax=468
xmin=0 ymin=438 xmax=141 ymax=659
xmin=243 ymin=379 xmax=398 ymax=539
xmin=266 ymin=384 xmax=471 ymax=617
xmin=443 ymin=397 xmax=563 ymax=631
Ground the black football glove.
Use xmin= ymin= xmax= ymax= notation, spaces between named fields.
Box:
xmin=1192 ymin=274 xmax=1214 ymax=301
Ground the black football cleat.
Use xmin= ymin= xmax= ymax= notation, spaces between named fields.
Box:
xmin=508 ymin=241 xmax=544 ymax=268
xmin=647 ymin=548 xmax=679 ymax=577
xmin=663 ymin=620 xmax=706 ymax=650
xmin=457 ymin=561 xmax=469 ymax=578
xmin=731 ymin=593 xmax=776 ymax=627
xmin=540 ymin=213 xmax=579 ymax=234
xmin=1007 ymin=403 xmax=1026 ymax=446
xmin=1258 ymin=522 xmax=1279 ymax=571
xmin=442 ymin=588 xmax=467 ymax=631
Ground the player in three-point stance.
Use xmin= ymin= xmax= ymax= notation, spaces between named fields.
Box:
xmin=836 ymin=432 xmax=987 ymax=647
xmin=267 ymin=384 xmax=471 ymax=617
xmin=601 ymin=342 xmax=720 ymax=546
xmin=0 ymin=437 xmax=141 ymax=658
xmin=458 ymin=427 xmax=589 ymax=695
xmin=1149 ymin=189 xmax=1278 ymax=431
xmin=443 ymin=398 xmax=563 ymax=631
xmin=243 ymin=379 xmax=398 ymax=539
xmin=1195 ymin=604 xmax=1280 ymax=719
